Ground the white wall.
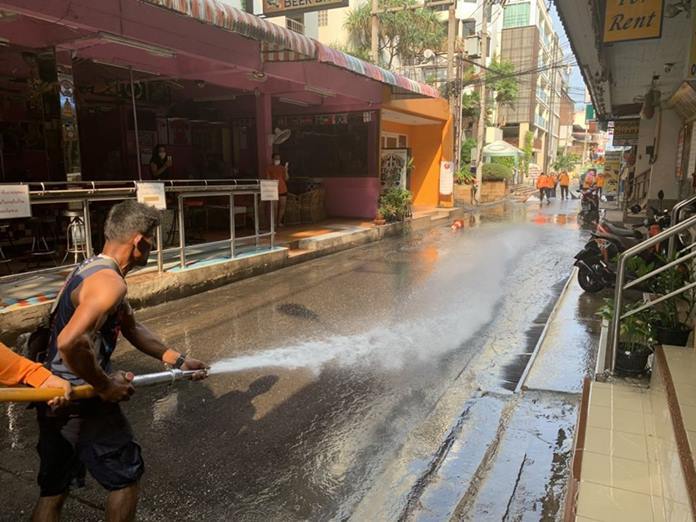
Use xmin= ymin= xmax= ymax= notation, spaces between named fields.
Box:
xmin=636 ymin=114 xmax=657 ymax=176
xmin=647 ymin=108 xmax=682 ymax=201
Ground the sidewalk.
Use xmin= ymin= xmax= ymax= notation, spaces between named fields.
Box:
xmin=0 ymin=207 xmax=466 ymax=345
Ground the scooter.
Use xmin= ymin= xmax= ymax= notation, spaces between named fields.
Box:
xmin=578 ymin=187 xmax=600 ymax=228
xmin=574 ymin=209 xmax=672 ymax=293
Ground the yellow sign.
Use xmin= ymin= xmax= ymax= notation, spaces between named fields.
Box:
xmin=603 ymin=0 xmax=663 ymax=43
xmin=613 ymin=118 xmax=641 ymax=146
xmin=262 ymin=0 xmax=348 ymax=16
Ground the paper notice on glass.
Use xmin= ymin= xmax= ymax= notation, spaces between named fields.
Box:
xmin=260 ymin=180 xmax=279 ymax=201
xmin=136 ymin=182 xmax=167 ymax=210
xmin=0 ymin=184 xmax=32 ymax=219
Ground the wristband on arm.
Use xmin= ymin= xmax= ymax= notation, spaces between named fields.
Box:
xmin=162 ymin=349 xmax=185 ymax=369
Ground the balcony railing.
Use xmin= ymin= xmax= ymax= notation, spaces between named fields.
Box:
xmin=286 ymin=18 xmax=305 ymax=34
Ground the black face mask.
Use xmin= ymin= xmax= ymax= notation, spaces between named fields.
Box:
xmin=135 ymin=237 xmax=152 ymax=266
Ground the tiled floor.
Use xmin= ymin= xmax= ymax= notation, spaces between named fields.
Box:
xmin=664 ymin=347 xmax=696 ymax=471
xmin=575 ymin=381 xmax=692 ymax=521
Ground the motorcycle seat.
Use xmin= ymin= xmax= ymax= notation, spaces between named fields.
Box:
xmin=603 ymin=221 xmax=642 ymax=239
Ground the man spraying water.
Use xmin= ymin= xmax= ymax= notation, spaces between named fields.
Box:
xmin=32 ymin=200 xmax=208 ymax=522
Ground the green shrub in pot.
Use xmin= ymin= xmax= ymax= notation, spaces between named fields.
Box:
xmin=650 ymin=260 xmax=695 ymax=346
xmin=598 ymin=299 xmax=655 ymax=375
xmin=481 ymin=163 xmax=513 ymax=181
xmin=378 ymin=188 xmax=412 ymax=223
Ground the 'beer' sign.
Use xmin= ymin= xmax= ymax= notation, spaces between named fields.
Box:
xmin=263 ymin=0 xmax=348 ymax=16
xmin=603 ymin=0 xmax=663 ymax=43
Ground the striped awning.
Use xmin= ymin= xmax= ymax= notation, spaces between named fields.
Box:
xmin=144 ymin=0 xmax=316 ymax=58
xmin=143 ymin=0 xmax=439 ymax=98
xmin=316 ymin=43 xmax=440 ymax=98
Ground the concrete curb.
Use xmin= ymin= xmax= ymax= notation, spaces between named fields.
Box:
xmin=514 ymin=267 xmax=578 ymax=394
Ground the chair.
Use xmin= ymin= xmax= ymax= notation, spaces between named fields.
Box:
xmin=62 ymin=209 xmax=88 ymax=264
xmin=27 ymin=215 xmax=58 ymax=268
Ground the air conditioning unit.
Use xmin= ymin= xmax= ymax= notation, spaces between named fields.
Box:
xmin=464 ymin=36 xmax=481 ymax=59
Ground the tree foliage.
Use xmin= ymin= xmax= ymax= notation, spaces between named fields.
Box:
xmin=344 ymin=0 xmax=445 ymax=68
xmin=491 ymin=156 xmax=516 ymax=170
xmin=486 ymin=57 xmax=518 ymax=108
xmin=522 ymin=131 xmax=534 ymax=177
xmin=552 ymin=152 xmax=581 ymax=172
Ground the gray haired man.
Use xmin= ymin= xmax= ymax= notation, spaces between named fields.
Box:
xmin=33 ymin=200 xmax=208 ymax=522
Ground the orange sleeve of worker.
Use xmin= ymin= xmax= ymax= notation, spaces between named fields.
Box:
xmin=0 ymin=342 xmax=52 ymax=387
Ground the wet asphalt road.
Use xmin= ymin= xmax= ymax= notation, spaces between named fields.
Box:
xmin=0 ymin=198 xmax=596 ymax=521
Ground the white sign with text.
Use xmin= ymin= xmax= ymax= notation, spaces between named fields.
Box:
xmin=136 ymin=182 xmax=167 ymax=210
xmin=439 ymin=160 xmax=454 ymax=196
xmin=0 ymin=184 xmax=32 ymax=219
xmin=260 ymin=180 xmax=279 ymax=201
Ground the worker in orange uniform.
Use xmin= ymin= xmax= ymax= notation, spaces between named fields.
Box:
xmin=0 ymin=342 xmax=72 ymax=407
xmin=596 ymin=171 xmax=605 ymax=198
xmin=559 ymin=170 xmax=570 ymax=200
xmin=265 ymin=152 xmax=289 ymax=227
xmin=536 ymin=172 xmax=549 ymax=205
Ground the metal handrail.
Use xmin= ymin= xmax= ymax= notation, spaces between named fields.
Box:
xmin=0 ymin=179 xmax=275 ymax=280
xmin=609 ymin=212 xmax=696 ymax=373
xmin=668 ymin=193 xmax=696 ymax=257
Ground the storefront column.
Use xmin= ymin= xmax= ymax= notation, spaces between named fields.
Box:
xmin=54 ymin=50 xmax=82 ymax=179
xmin=255 ymin=92 xmax=272 ymax=177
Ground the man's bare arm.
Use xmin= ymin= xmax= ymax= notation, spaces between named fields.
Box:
xmin=120 ymin=305 xmax=168 ymax=361
xmin=121 ymin=304 xmax=208 ymax=377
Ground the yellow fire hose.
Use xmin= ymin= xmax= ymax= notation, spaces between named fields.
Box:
xmin=0 ymin=369 xmax=200 ymax=403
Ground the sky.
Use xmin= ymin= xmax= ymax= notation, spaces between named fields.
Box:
xmin=548 ymin=1 xmax=588 ymax=109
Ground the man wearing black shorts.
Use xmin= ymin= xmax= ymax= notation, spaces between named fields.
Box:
xmin=32 ymin=201 xmax=207 ymax=522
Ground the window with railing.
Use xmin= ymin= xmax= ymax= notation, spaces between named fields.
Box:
xmin=286 ymin=17 xmax=305 ymax=34
xmin=503 ymin=2 xmax=530 ymax=28
xmin=318 ymin=10 xmax=328 ymax=27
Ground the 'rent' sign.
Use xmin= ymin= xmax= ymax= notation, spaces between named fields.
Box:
xmin=263 ymin=0 xmax=348 ymax=16
xmin=603 ymin=0 xmax=663 ymax=43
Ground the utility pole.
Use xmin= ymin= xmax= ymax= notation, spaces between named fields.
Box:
xmin=474 ymin=0 xmax=489 ymax=204
xmin=371 ymin=0 xmax=379 ymax=64
xmin=447 ymin=0 xmax=457 ymax=180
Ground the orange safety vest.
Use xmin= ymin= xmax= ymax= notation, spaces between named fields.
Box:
xmin=559 ymin=173 xmax=570 ymax=186
xmin=536 ymin=175 xmax=547 ymax=189
xmin=596 ymin=174 xmax=605 ymax=187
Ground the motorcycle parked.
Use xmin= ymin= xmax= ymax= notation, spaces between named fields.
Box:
xmin=578 ymin=187 xmax=600 ymax=228
xmin=574 ymin=209 xmax=671 ymax=293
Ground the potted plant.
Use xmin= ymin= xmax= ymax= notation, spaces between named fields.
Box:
xmin=378 ymin=187 xmax=412 ymax=223
xmin=651 ymin=262 xmax=694 ymax=346
xmin=598 ymin=299 xmax=655 ymax=375
xmin=374 ymin=210 xmax=386 ymax=226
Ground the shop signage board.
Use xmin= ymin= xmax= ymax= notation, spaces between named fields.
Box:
xmin=260 ymin=180 xmax=279 ymax=201
xmin=439 ymin=161 xmax=454 ymax=196
xmin=136 ymin=182 xmax=167 ymax=210
xmin=603 ymin=0 xmax=663 ymax=43
xmin=612 ymin=119 xmax=640 ymax=146
xmin=263 ymin=0 xmax=348 ymax=16
xmin=604 ymin=150 xmax=622 ymax=193
xmin=0 ymin=184 xmax=31 ymax=219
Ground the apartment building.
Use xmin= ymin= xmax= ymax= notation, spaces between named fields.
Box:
xmin=499 ymin=0 xmax=567 ymax=172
